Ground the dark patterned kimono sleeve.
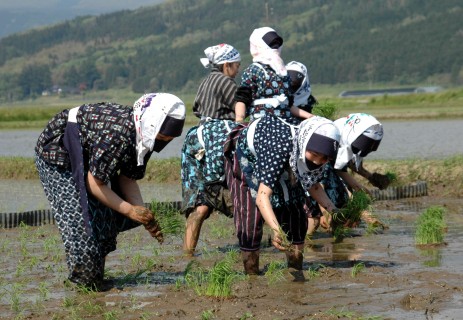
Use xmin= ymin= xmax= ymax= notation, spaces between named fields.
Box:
xmin=88 ymin=133 xmax=132 ymax=184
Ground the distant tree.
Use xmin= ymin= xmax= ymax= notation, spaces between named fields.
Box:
xmin=17 ymin=64 xmax=52 ymax=98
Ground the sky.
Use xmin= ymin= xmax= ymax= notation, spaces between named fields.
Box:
xmin=0 ymin=0 xmax=165 ymax=38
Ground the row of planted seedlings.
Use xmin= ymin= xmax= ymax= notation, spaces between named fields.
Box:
xmin=0 ymin=196 xmax=448 ymax=319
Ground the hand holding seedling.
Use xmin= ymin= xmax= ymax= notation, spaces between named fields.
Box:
xmin=145 ymin=219 xmax=164 ymax=244
xmin=271 ymin=230 xmax=286 ymax=251
xmin=129 ymin=205 xmax=155 ymax=224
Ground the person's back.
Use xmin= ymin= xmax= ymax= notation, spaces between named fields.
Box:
xmin=193 ymin=43 xmax=241 ymax=123
xmin=234 ymin=27 xmax=314 ymax=124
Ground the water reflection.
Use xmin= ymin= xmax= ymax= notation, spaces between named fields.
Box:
xmin=307 ymin=241 xmax=364 ymax=262
xmin=419 ymin=248 xmax=442 ymax=267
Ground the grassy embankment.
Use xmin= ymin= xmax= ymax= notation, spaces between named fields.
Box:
xmin=1 ymin=87 xmax=462 ymax=197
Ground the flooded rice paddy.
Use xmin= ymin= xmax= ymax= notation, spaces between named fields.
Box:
xmin=1 ymin=196 xmax=463 ymax=319
xmin=2 ymin=119 xmax=463 ymax=160
xmin=1 ymin=119 xmax=463 ymax=318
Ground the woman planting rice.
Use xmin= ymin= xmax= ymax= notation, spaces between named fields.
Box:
xmin=181 ymin=43 xmax=242 ymax=255
xmin=234 ymin=27 xmax=314 ymax=123
xmin=224 ymin=115 xmax=341 ymax=274
xmin=307 ymin=113 xmax=391 ymax=234
xmin=35 ymin=93 xmax=185 ymax=289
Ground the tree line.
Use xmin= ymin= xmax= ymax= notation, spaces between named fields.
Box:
xmin=0 ymin=0 xmax=461 ymax=101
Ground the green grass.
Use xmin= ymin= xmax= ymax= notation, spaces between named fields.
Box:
xmin=415 ymin=206 xmax=447 ymax=246
xmin=0 ymin=90 xmax=198 ymax=129
xmin=1 ymin=86 xmax=462 ymax=129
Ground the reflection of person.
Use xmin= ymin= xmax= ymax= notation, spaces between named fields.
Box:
xmin=307 ymin=113 xmax=389 ymax=234
xmin=182 ymin=44 xmax=241 ymax=255
xmin=35 ymin=93 xmax=186 ymax=289
xmin=224 ymin=115 xmax=340 ymax=274
xmin=234 ymin=27 xmax=313 ymax=123
xmin=286 ymin=60 xmax=318 ymax=113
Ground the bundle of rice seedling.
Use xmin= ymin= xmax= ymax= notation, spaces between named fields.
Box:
xmin=149 ymin=201 xmax=183 ymax=237
xmin=332 ymin=190 xmax=372 ymax=226
xmin=415 ymin=206 xmax=447 ymax=246
xmin=183 ymin=250 xmax=246 ymax=298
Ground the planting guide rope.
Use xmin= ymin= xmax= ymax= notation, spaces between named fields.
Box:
xmin=0 ymin=182 xmax=427 ymax=228
xmin=0 ymin=201 xmax=183 ymax=228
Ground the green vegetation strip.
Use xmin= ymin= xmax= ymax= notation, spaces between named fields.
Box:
xmin=2 ymin=156 xmax=462 ymax=197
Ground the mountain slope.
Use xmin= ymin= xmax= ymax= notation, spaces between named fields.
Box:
xmin=0 ymin=0 xmax=461 ymax=101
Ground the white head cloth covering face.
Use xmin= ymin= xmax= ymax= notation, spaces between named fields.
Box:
xmin=334 ymin=113 xmax=383 ymax=170
xmin=200 ymin=43 xmax=241 ymax=68
xmin=133 ymin=93 xmax=186 ymax=166
xmin=249 ymin=27 xmax=287 ymax=77
xmin=289 ymin=116 xmax=340 ymax=191
xmin=286 ymin=61 xmax=312 ymax=107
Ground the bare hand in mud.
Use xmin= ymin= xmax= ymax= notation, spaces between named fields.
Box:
xmin=129 ymin=205 xmax=155 ymax=225
xmin=320 ymin=214 xmax=332 ymax=230
xmin=271 ymin=232 xmax=287 ymax=251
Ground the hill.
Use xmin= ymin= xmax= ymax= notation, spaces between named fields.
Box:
xmin=0 ymin=0 xmax=462 ymax=102
xmin=0 ymin=0 xmax=165 ymax=39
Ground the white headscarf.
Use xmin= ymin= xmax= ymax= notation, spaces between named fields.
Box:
xmin=334 ymin=113 xmax=382 ymax=170
xmin=200 ymin=43 xmax=241 ymax=68
xmin=133 ymin=93 xmax=186 ymax=166
xmin=249 ymin=27 xmax=287 ymax=77
xmin=289 ymin=116 xmax=340 ymax=190
xmin=286 ymin=61 xmax=312 ymax=107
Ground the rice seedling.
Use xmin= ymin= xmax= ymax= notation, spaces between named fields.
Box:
xmin=312 ymin=101 xmax=339 ymax=120
xmin=103 ymin=310 xmax=119 ymax=320
xmin=239 ymin=312 xmax=254 ymax=320
xmin=307 ymin=265 xmax=323 ymax=279
xmin=184 ymin=250 xmax=246 ymax=298
xmin=131 ymin=252 xmax=143 ymax=269
xmin=210 ymin=222 xmax=234 ymax=239
xmin=331 ymin=190 xmax=372 ymax=241
xmin=332 ymin=226 xmax=352 ymax=243
xmin=149 ymin=201 xmax=183 ymax=237
xmin=333 ymin=190 xmax=372 ymax=225
xmin=205 ymin=252 xmax=244 ymax=297
xmin=62 ymin=296 xmax=77 ymax=308
xmin=272 ymin=222 xmax=294 ymax=252
xmin=415 ymin=206 xmax=447 ymax=246
xmin=81 ymin=299 xmax=104 ymax=315
xmin=385 ymin=171 xmax=397 ymax=183
xmin=201 ymin=309 xmax=214 ymax=320
xmin=38 ymin=281 xmax=50 ymax=300
xmin=264 ymin=260 xmax=286 ymax=285
xmin=351 ymin=262 xmax=365 ymax=278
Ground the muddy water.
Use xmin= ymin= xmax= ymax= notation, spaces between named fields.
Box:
xmin=1 ymin=196 xmax=462 ymax=319
xmin=0 ymin=180 xmax=181 ymax=213
xmin=2 ymin=119 xmax=463 ymax=159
